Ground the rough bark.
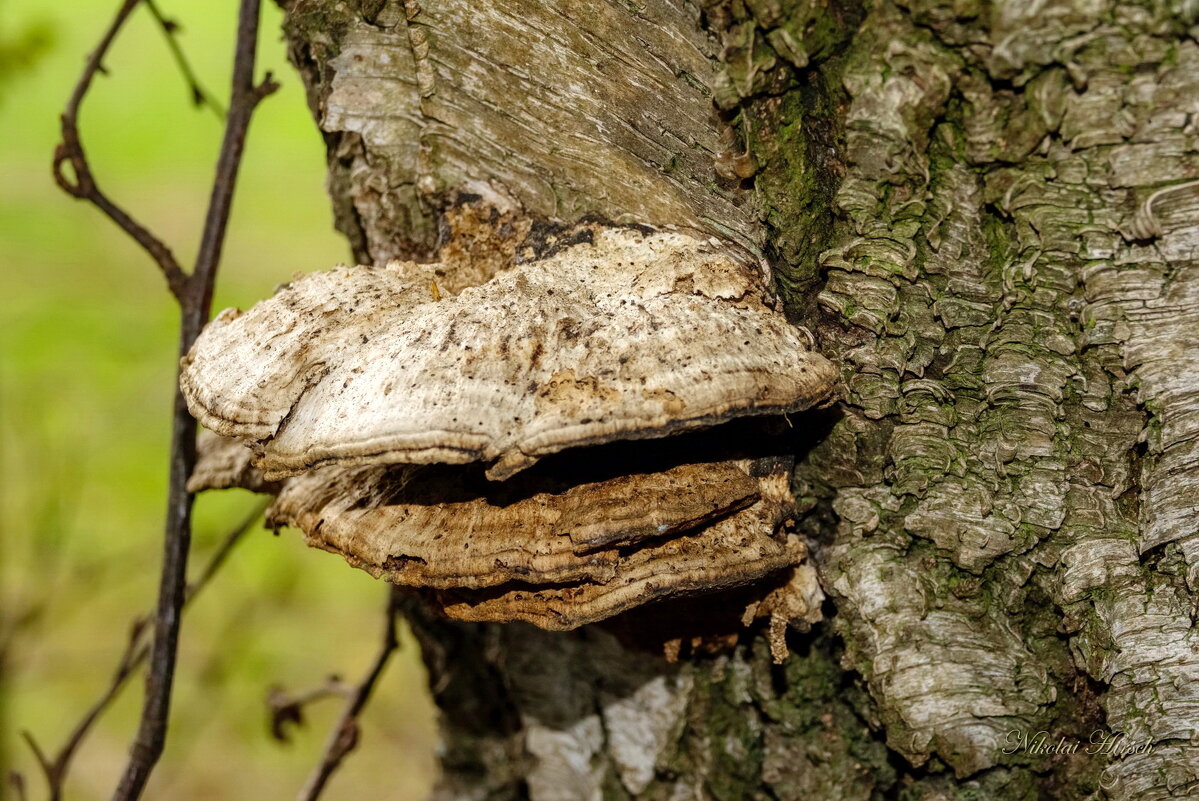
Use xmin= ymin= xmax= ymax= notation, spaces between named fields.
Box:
xmin=275 ymin=0 xmax=1199 ymax=798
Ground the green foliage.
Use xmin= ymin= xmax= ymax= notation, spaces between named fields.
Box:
xmin=0 ymin=2 xmax=53 ymax=102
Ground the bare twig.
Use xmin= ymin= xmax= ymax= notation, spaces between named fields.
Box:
xmin=52 ymin=0 xmax=188 ymax=301
xmin=266 ymin=677 xmax=353 ymax=743
xmin=19 ymin=504 xmax=265 ymax=801
xmin=296 ymin=588 xmax=402 ymax=801
xmin=144 ymin=0 xmax=225 ymax=118
xmin=47 ymin=1 xmax=277 ymax=798
xmin=186 ymin=5 xmax=278 ymax=326
xmin=19 ymin=735 xmax=51 ymax=789
xmin=109 ymin=0 xmax=277 ymax=796
xmin=9 ymin=771 xmax=29 ymax=801
xmin=186 ymin=502 xmax=268 ymax=602
xmin=22 ymin=618 xmax=147 ymax=801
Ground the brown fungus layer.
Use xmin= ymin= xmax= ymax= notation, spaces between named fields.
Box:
xmin=426 ymin=466 xmax=805 ymax=631
xmin=267 ymin=458 xmax=762 ymax=590
xmin=183 ymin=224 xmax=834 ymax=635
xmin=431 ymin=521 xmax=804 ymax=631
xmin=192 ymin=425 xmax=824 ymax=637
xmin=180 ymin=227 xmax=837 ymax=481
xmin=274 ymin=450 xmax=805 ymax=633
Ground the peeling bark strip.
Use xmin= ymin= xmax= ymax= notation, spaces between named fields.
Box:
xmin=282 ymin=0 xmax=759 ymax=264
xmin=274 ymin=0 xmax=1199 ymax=798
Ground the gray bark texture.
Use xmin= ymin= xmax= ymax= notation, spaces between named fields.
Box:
xmin=276 ymin=0 xmax=1199 ymax=798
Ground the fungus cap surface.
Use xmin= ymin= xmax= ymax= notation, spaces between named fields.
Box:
xmin=181 ymin=228 xmax=837 ymax=480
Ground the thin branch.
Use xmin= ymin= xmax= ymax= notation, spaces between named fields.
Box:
xmin=18 ymin=504 xmax=265 ymax=801
xmin=47 ymin=0 xmax=278 ymax=798
xmin=186 ymin=25 xmax=278 ymax=320
xmin=111 ymin=0 xmax=276 ymax=794
xmin=21 ymin=618 xmax=146 ymax=801
xmin=9 ymin=771 xmax=29 ymax=801
xmin=19 ymin=735 xmax=51 ymax=787
xmin=186 ymin=503 xmax=266 ymax=602
xmin=52 ymin=0 xmax=188 ymax=301
xmin=296 ymin=587 xmax=402 ymax=801
xmin=266 ymin=677 xmax=353 ymax=743
xmin=144 ymin=0 xmax=225 ymax=119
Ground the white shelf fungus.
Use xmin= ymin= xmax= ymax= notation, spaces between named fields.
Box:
xmin=181 ymin=228 xmax=836 ymax=481
xmin=183 ymin=225 xmax=835 ymax=639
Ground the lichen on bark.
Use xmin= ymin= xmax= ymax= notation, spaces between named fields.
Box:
xmin=798 ymin=0 xmax=1199 ymax=797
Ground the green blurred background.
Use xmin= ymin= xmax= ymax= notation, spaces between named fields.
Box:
xmin=0 ymin=1 xmax=437 ymax=798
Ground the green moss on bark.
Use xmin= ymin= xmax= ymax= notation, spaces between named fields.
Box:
xmin=707 ymin=0 xmax=862 ymax=317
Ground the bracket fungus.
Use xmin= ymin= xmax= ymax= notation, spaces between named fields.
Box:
xmin=183 ymin=225 xmax=836 ymax=649
xmin=181 ymin=228 xmax=835 ymax=480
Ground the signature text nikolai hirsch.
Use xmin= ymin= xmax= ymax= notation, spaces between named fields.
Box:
xmin=1002 ymin=729 xmax=1154 ymax=758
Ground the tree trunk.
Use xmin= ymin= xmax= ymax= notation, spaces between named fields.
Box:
xmin=276 ymin=0 xmax=1199 ymax=798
